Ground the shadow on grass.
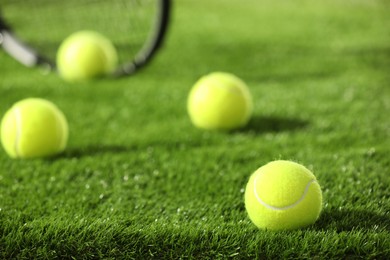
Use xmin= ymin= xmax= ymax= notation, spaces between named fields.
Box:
xmin=49 ymin=144 xmax=134 ymax=160
xmin=314 ymin=208 xmax=390 ymax=232
xmin=46 ymin=117 xmax=308 ymax=160
xmin=342 ymin=46 xmax=390 ymax=68
xmin=50 ymin=139 xmax=205 ymax=160
xmin=239 ymin=115 xmax=309 ymax=134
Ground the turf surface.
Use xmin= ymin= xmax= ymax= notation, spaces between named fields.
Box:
xmin=1 ymin=0 xmax=389 ymax=258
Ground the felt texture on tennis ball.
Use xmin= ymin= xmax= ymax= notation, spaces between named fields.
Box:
xmin=56 ymin=31 xmax=118 ymax=82
xmin=245 ymin=160 xmax=322 ymax=230
xmin=187 ymin=72 xmax=253 ymax=130
xmin=1 ymin=98 xmax=68 ymax=159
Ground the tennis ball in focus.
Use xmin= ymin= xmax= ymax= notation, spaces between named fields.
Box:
xmin=187 ymin=72 xmax=253 ymax=130
xmin=56 ymin=31 xmax=118 ymax=82
xmin=245 ymin=160 xmax=322 ymax=230
xmin=1 ymin=98 xmax=68 ymax=159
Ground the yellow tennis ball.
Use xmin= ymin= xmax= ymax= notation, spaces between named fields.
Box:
xmin=56 ymin=30 xmax=118 ymax=82
xmin=245 ymin=160 xmax=322 ymax=230
xmin=1 ymin=98 xmax=68 ymax=159
xmin=187 ymin=72 xmax=253 ymax=130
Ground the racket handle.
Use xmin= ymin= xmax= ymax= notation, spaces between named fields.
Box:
xmin=0 ymin=30 xmax=54 ymax=69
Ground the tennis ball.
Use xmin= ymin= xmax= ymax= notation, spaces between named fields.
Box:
xmin=1 ymin=98 xmax=68 ymax=159
xmin=187 ymin=72 xmax=253 ymax=130
xmin=245 ymin=160 xmax=322 ymax=230
xmin=56 ymin=30 xmax=118 ymax=82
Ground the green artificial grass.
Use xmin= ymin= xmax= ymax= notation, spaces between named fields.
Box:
xmin=1 ymin=0 xmax=389 ymax=258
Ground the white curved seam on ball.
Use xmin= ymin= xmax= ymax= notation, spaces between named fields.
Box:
xmin=253 ymin=176 xmax=316 ymax=211
xmin=13 ymin=107 xmax=22 ymax=157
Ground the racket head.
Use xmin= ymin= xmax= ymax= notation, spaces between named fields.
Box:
xmin=0 ymin=0 xmax=171 ymax=77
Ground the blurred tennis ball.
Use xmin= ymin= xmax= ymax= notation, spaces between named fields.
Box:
xmin=245 ymin=160 xmax=323 ymax=230
xmin=56 ymin=31 xmax=118 ymax=82
xmin=1 ymin=98 xmax=68 ymax=159
xmin=187 ymin=72 xmax=253 ymax=130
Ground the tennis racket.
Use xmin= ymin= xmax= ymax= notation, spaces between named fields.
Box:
xmin=0 ymin=0 xmax=171 ymax=76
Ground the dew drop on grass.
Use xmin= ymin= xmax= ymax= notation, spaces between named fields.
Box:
xmin=366 ymin=147 xmax=376 ymax=157
xmin=100 ymin=180 xmax=108 ymax=188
